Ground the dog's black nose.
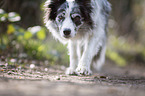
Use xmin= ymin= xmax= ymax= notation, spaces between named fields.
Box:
xmin=63 ymin=29 xmax=71 ymax=36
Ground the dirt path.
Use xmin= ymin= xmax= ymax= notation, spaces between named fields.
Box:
xmin=0 ymin=62 xmax=145 ymax=96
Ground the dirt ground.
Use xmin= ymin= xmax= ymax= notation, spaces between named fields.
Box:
xmin=0 ymin=61 xmax=145 ymax=96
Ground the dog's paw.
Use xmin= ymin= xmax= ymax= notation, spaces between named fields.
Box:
xmin=65 ymin=67 xmax=77 ymax=75
xmin=76 ymin=65 xmax=92 ymax=75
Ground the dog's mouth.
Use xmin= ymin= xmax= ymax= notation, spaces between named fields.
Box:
xmin=63 ymin=35 xmax=71 ymax=39
xmin=62 ymin=33 xmax=77 ymax=39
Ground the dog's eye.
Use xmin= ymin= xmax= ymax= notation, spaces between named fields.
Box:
xmin=57 ymin=12 xmax=65 ymax=22
xmin=74 ymin=16 xmax=80 ymax=21
xmin=58 ymin=15 xmax=65 ymax=22
xmin=58 ymin=15 xmax=64 ymax=20
xmin=72 ymin=16 xmax=82 ymax=26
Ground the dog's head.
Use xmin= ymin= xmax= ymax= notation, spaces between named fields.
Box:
xmin=45 ymin=0 xmax=93 ymax=39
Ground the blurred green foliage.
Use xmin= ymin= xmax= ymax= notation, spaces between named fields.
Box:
xmin=0 ymin=9 xmax=69 ymax=66
xmin=0 ymin=9 xmax=21 ymax=22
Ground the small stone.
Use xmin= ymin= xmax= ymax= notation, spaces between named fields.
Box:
xmin=7 ymin=71 xmax=12 ymax=75
xmin=10 ymin=59 xmax=17 ymax=63
xmin=44 ymin=68 xmax=48 ymax=71
xmin=30 ymin=64 xmax=35 ymax=69
xmin=55 ymin=76 xmax=60 ymax=80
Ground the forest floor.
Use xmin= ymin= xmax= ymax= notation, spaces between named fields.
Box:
xmin=0 ymin=60 xmax=145 ymax=96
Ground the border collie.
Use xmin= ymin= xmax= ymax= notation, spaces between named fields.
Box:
xmin=44 ymin=0 xmax=111 ymax=75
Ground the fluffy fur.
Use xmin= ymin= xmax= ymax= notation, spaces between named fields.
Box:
xmin=44 ymin=0 xmax=111 ymax=75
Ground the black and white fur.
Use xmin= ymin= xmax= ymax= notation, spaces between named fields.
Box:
xmin=44 ymin=0 xmax=111 ymax=75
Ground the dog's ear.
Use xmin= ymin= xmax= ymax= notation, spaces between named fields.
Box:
xmin=44 ymin=0 xmax=66 ymax=21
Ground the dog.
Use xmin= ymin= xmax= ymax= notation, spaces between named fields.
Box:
xmin=44 ymin=0 xmax=111 ymax=75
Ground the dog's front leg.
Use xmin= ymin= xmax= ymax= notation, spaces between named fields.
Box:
xmin=76 ymin=37 xmax=100 ymax=75
xmin=65 ymin=40 xmax=78 ymax=75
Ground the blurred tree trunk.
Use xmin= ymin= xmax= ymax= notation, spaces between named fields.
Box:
xmin=0 ymin=0 xmax=42 ymax=33
xmin=110 ymin=0 xmax=139 ymax=40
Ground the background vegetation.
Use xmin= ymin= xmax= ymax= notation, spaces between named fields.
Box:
xmin=0 ymin=0 xmax=145 ymax=68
